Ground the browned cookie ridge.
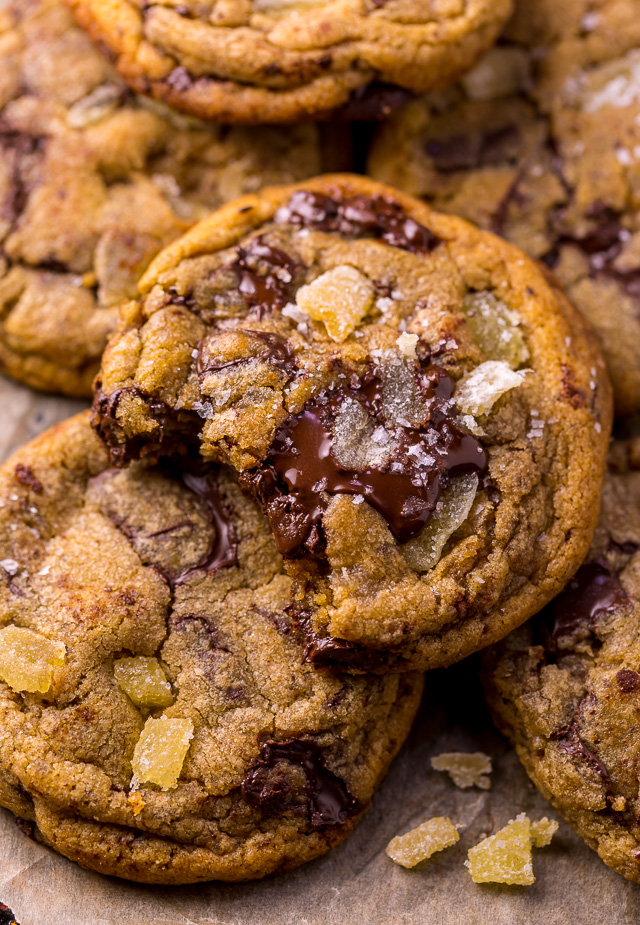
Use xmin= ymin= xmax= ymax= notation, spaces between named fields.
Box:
xmin=483 ymin=437 xmax=640 ymax=885
xmin=0 ymin=0 xmax=342 ymax=397
xmin=66 ymin=0 xmax=513 ymax=124
xmin=0 ymin=412 xmax=422 ymax=884
xmin=92 ymin=174 xmax=612 ymax=673
xmin=369 ymin=0 xmax=640 ymax=416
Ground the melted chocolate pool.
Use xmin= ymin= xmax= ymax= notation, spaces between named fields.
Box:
xmin=241 ymin=364 xmax=487 ymax=557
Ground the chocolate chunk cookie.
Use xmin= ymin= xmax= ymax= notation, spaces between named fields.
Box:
xmin=66 ymin=0 xmax=513 ymax=124
xmin=92 ymin=173 xmax=612 ymax=673
xmin=0 ymin=0 xmax=342 ymax=398
xmin=368 ymin=0 xmax=640 ymax=416
xmin=0 ymin=412 xmax=422 ymax=884
xmin=483 ymin=437 xmax=640 ymax=885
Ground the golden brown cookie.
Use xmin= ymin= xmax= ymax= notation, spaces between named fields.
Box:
xmin=368 ymin=0 xmax=640 ymax=416
xmin=92 ymin=173 xmax=612 ymax=673
xmin=0 ymin=0 xmax=343 ymax=397
xmin=0 ymin=411 xmax=422 ymax=883
xmin=66 ymin=0 xmax=513 ymax=123
xmin=484 ymin=437 xmax=640 ymax=885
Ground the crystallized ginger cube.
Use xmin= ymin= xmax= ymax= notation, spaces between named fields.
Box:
xmin=386 ymin=817 xmax=460 ymax=868
xmin=132 ymin=715 xmax=194 ymax=790
xmin=462 ymin=291 xmax=529 ymax=368
xmin=530 ymin=816 xmax=559 ymax=848
xmin=114 ymin=656 xmax=173 ymax=709
xmin=0 ymin=625 xmax=65 ymax=693
xmin=466 ymin=813 xmax=534 ymax=885
xmin=431 ymin=750 xmax=492 ymax=790
xmin=295 ymin=265 xmax=374 ymax=342
xmin=455 ymin=361 xmax=529 ymax=416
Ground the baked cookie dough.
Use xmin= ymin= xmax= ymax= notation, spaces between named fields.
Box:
xmin=0 ymin=412 xmax=422 ymax=884
xmin=484 ymin=437 xmax=640 ymax=885
xmin=0 ymin=0 xmax=341 ymax=398
xmin=368 ymin=0 xmax=640 ymax=416
xmin=92 ymin=173 xmax=612 ymax=673
xmin=66 ymin=0 xmax=513 ymax=124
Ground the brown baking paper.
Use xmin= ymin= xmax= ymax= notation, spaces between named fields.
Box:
xmin=0 ymin=375 xmax=637 ymax=925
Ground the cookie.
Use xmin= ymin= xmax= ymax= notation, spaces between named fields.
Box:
xmin=483 ymin=437 xmax=640 ymax=885
xmin=0 ymin=411 xmax=422 ymax=884
xmin=92 ymin=173 xmax=612 ymax=673
xmin=66 ymin=0 xmax=513 ymax=124
xmin=0 ymin=0 xmax=343 ymax=398
xmin=368 ymin=0 xmax=640 ymax=416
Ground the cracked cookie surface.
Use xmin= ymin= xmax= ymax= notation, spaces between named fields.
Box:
xmin=369 ymin=0 xmax=640 ymax=416
xmin=483 ymin=437 xmax=640 ymax=885
xmin=93 ymin=173 xmax=612 ymax=673
xmin=0 ymin=0 xmax=340 ymax=398
xmin=0 ymin=411 xmax=422 ymax=884
xmin=66 ymin=0 xmax=513 ymax=124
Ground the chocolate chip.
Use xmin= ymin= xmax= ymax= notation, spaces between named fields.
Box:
xmin=0 ymin=904 xmax=19 ymax=925
xmin=275 ymin=191 xmax=439 ymax=255
xmin=241 ymin=739 xmax=358 ymax=827
xmin=225 ymin=236 xmax=300 ymax=317
xmin=550 ymin=561 xmax=629 ymax=644
xmin=335 ymin=83 xmax=413 ymax=120
xmin=240 ymin=362 xmax=487 ymax=557
xmin=426 ymin=125 xmax=521 ymax=173
xmin=174 ymin=467 xmax=237 ymax=584
xmin=616 ymin=669 xmax=640 ymax=693
xmin=14 ymin=463 xmax=43 ymax=494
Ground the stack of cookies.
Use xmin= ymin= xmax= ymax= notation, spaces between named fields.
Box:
xmin=0 ymin=0 xmax=637 ymax=895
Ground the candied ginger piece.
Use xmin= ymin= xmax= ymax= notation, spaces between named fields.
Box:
xmin=132 ymin=715 xmax=194 ymax=790
xmin=401 ymin=473 xmax=478 ymax=572
xmin=455 ymin=361 xmax=529 ymax=416
xmin=295 ymin=265 xmax=374 ymax=342
xmin=466 ymin=813 xmax=534 ymax=885
xmin=396 ymin=332 xmax=419 ymax=358
xmin=115 ymin=657 xmax=173 ymax=709
xmin=461 ymin=48 xmax=531 ymax=101
xmin=386 ymin=817 xmax=459 ymax=868
xmin=462 ymin=291 xmax=528 ymax=368
xmin=431 ymin=750 xmax=492 ymax=789
xmin=128 ymin=791 xmax=146 ymax=816
xmin=581 ymin=49 xmax=640 ymax=113
xmin=530 ymin=817 xmax=559 ymax=848
xmin=0 ymin=625 xmax=65 ymax=694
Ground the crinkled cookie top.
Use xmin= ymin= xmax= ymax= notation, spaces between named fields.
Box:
xmin=93 ymin=173 xmax=612 ymax=673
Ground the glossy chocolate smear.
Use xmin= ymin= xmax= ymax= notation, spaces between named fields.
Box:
xmin=175 ymin=467 xmax=237 ymax=584
xmin=241 ymin=739 xmax=357 ymax=827
xmin=550 ymin=561 xmax=629 ymax=644
xmin=241 ymin=364 xmax=487 ymax=556
xmin=227 ymin=235 xmax=299 ymax=316
xmin=275 ymin=190 xmax=439 ymax=255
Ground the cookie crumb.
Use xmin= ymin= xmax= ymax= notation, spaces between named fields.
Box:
xmin=431 ymin=751 xmax=492 ymax=789
xmin=386 ymin=816 xmax=459 ymax=868
xmin=128 ymin=791 xmax=146 ymax=816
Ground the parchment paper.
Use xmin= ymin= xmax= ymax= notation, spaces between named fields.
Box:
xmin=0 ymin=373 xmax=637 ymax=925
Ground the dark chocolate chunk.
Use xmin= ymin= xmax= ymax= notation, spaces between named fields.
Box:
xmin=241 ymin=739 xmax=358 ymax=827
xmin=14 ymin=464 xmax=43 ymax=494
xmin=550 ymin=561 xmax=629 ymax=644
xmin=553 ymin=722 xmax=620 ymax=815
xmin=275 ymin=191 xmax=439 ymax=255
xmin=175 ymin=467 xmax=237 ymax=583
xmin=615 ymin=668 xmax=640 ymax=693
xmin=240 ymin=363 xmax=487 ymax=557
xmin=335 ymin=83 xmax=413 ymax=121
xmin=425 ymin=125 xmax=521 ymax=173
xmin=226 ymin=236 xmax=299 ymax=317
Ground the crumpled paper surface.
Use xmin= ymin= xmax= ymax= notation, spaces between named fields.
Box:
xmin=0 ymin=374 xmax=637 ymax=925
